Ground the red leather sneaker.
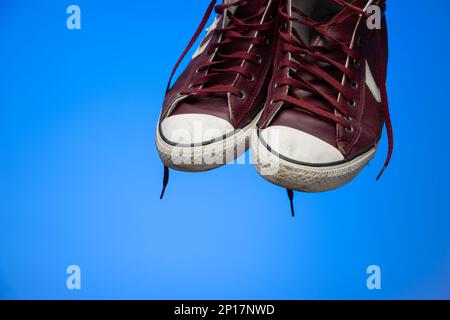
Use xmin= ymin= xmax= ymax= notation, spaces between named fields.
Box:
xmin=157 ymin=0 xmax=276 ymax=185
xmin=252 ymin=0 xmax=393 ymax=211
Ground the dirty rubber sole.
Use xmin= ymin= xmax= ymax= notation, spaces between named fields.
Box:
xmin=251 ymin=131 xmax=377 ymax=192
xmin=156 ymin=111 xmax=262 ymax=172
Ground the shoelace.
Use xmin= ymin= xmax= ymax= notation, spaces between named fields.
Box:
xmin=276 ymin=1 xmax=393 ymax=216
xmin=166 ymin=0 xmax=273 ymax=98
xmin=160 ymin=0 xmax=273 ymax=199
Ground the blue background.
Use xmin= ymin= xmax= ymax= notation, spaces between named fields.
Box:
xmin=1 ymin=0 xmax=450 ymax=300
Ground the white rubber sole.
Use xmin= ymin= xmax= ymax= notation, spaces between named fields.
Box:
xmin=156 ymin=111 xmax=262 ymax=172
xmin=251 ymin=131 xmax=377 ymax=192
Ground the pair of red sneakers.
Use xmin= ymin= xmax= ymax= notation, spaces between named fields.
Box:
xmin=156 ymin=0 xmax=393 ymax=215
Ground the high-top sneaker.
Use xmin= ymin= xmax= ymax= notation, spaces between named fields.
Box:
xmin=157 ymin=0 xmax=277 ymax=181
xmin=252 ymin=0 xmax=393 ymax=211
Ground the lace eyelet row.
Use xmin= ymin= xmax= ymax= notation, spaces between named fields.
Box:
xmin=345 ymin=116 xmax=354 ymax=133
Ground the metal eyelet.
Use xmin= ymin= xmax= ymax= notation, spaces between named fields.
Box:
xmin=255 ymin=54 xmax=263 ymax=65
xmin=347 ymin=98 xmax=357 ymax=109
xmin=351 ymin=80 xmax=359 ymax=89
xmin=195 ymin=68 xmax=202 ymax=74
xmin=274 ymin=82 xmax=280 ymax=89
xmin=238 ymin=90 xmax=246 ymax=101
xmin=246 ymin=73 xmax=255 ymax=82
xmin=353 ymin=59 xmax=361 ymax=69
xmin=345 ymin=116 xmax=354 ymax=133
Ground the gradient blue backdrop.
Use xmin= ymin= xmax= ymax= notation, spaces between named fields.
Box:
xmin=1 ymin=0 xmax=450 ymax=299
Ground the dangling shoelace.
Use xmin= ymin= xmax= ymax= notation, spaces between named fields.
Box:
xmin=160 ymin=0 xmax=273 ymax=199
xmin=275 ymin=1 xmax=394 ymax=216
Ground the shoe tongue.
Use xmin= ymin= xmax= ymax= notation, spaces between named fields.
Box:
xmin=185 ymin=0 xmax=268 ymax=115
xmin=289 ymin=0 xmax=362 ymax=103
xmin=204 ymin=0 xmax=267 ymax=88
xmin=278 ymin=0 xmax=352 ymax=138
xmin=308 ymin=0 xmax=368 ymax=48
